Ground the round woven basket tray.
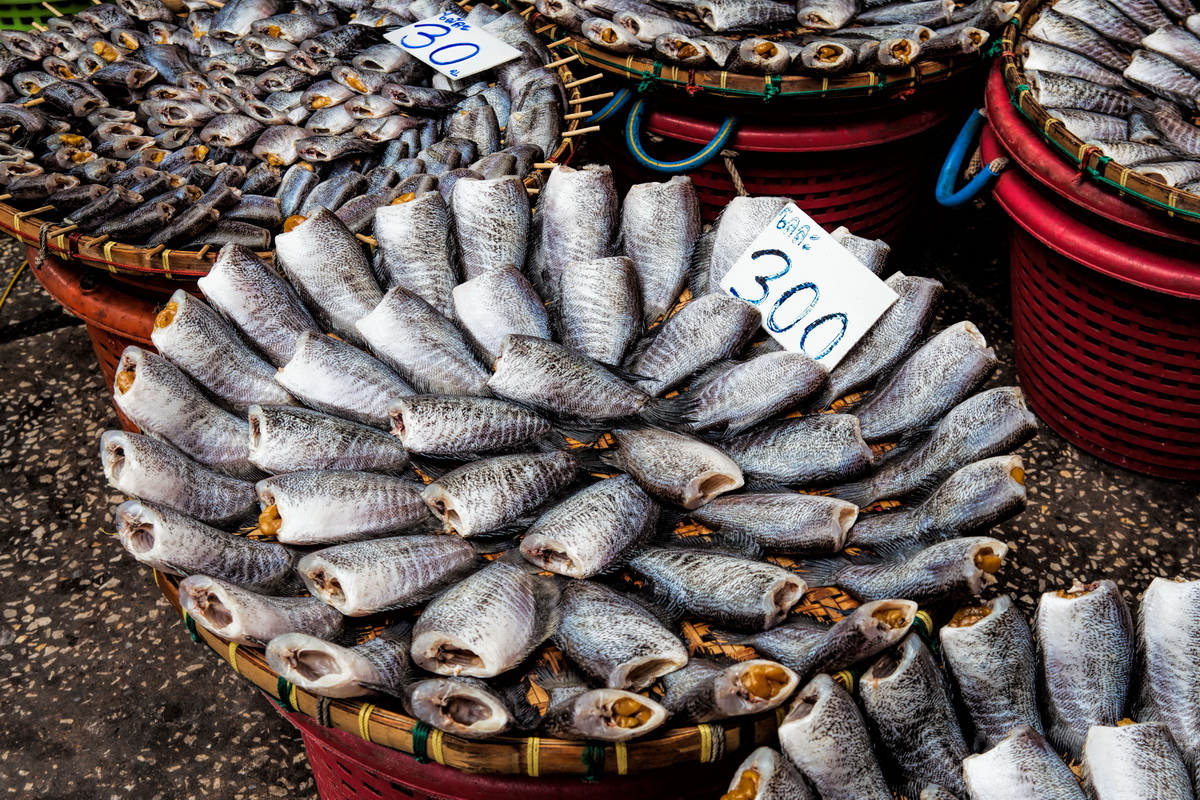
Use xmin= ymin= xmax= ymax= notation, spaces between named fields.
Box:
xmin=0 ymin=12 xmax=593 ymax=280
xmin=508 ymin=0 xmax=981 ymax=102
xmin=999 ymin=0 xmax=1200 ymax=223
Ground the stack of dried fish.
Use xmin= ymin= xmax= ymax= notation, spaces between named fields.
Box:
xmin=725 ymin=576 xmax=1200 ymax=800
xmin=1018 ymin=0 xmax=1200 ymax=192
xmin=534 ymin=0 xmax=1020 ymax=75
xmin=0 ymin=0 xmax=569 ymax=249
xmin=98 ymin=170 xmax=1034 ymax=745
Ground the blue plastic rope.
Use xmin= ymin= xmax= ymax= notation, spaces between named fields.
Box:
xmin=936 ymin=109 xmax=1002 ymax=208
xmin=587 ymin=87 xmax=634 ymax=126
xmin=624 ymin=98 xmax=737 ymax=175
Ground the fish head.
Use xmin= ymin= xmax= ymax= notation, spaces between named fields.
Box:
xmin=265 ymin=633 xmax=377 ymax=698
xmin=567 ymin=690 xmax=667 ymax=742
xmin=99 ymin=429 xmax=136 ymax=487
xmin=407 ymin=679 xmax=513 ymax=739
xmin=780 ymin=672 xmax=842 ymax=728
xmin=716 ymin=660 xmax=799 ymax=717
xmin=178 ymin=574 xmax=247 ymax=640
xmin=854 ymin=598 xmax=918 ymax=647
xmin=962 ymin=537 xmax=1009 ymax=594
xmin=115 ymin=499 xmax=173 ymax=567
xmin=296 ymin=554 xmax=348 ymax=610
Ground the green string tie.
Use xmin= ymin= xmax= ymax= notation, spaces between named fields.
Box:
xmin=582 ymin=742 xmax=606 ymax=782
xmin=636 ymin=60 xmax=664 ymax=94
xmin=182 ymin=612 xmax=201 ymax=644
xmin=763 ymin=74 xmax=782 ymax=102
xmin=275 ymin=676 xmax=295 ymax=712
xmin=982 ymin=39 xmax=1005 ymax=58
xmin=412 ymin=721 xmax=432 ymax=764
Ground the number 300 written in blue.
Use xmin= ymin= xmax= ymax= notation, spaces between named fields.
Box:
xmin=728 ymin=248 xmax=848 ymax=360
xmin=399 ymin=24 xmax=482 ymax=65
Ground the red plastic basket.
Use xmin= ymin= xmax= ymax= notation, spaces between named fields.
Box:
xmin=28 ymin=245 xmax=158 ymax=432
xmin=982 ymin=67 xmax=1200 ymax=481
xmin=276 ymin=702 xmax=732 ymax=800
xmin=589 ymin=84 xmax=972 ymax=236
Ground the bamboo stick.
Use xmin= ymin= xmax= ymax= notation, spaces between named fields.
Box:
xmin=564 ymin=73 xmax=602 ymax=89
xmin=22 ymin=97 xmax=46 ymax=107
xmin=560 ymin=126 xmax=600 ymax=137
xmin=569 ymin=91 xmax=613 ymax=105
xmin=564 ymin=110 xmax=592 ymax=120
xmin=544 ymin=54 xmax=579 ymax=69
xmin=41 ymin=1 xmax=63 ymax=17
xmin=547 ymin=37 xmax=572 ymax=48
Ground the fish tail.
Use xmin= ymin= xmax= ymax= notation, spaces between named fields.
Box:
xmin=828 ymin=479 xmax=878 ymax=508
xmin=640 ymin=393 xmax=699 ymax=427
xmin=706 ymin=627 xmax=756 ymax=648
xmin=793 ymin=556 xmax=850 ymax=588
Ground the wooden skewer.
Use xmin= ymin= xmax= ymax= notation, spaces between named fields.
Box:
xmin=547 ymin=37 xmax=572 ymax=49
xmin=564 ymin=110 xmax=592 ymax=120
xmin=570 ymin=91 xmax=613 ymax=105
xmin=526 ymin=187 xmax=540 ymax=195
xmin=53 ymin=223 xmax=78 ymax=235
xmin=92 ymin=0 xmax=101 ymax=4
xmin=205 ymin=0 xmax=225 ymax=7
xmin=355 ymin=233 xmax=377 ymax=247
xmin=195 ymin=244 xmax=211 ymax=258
xmin=18 ymin=205 xmax=54 ymax=218
xmin=22 ymin=97 xmax=46 ymax=107
xmin=89 ymin=234 xmax=110 ymax=245
xmin=145 ymin=244 xmax=165 ymax=257
xmin=41 ymin=1 xmax=63 ymax=16
xmin=545 ymin=54 xmax=579 ymax=69
xmin=533 ymin=162 xmax=557 ymax=170
xmin=535 ymin=23 xmax=555 ymax=34
xmin=561 ymin=126 xmax=600 ymax=137
xmin=0 ymin=194 xmax=11 ymax=202
xmin=31 ymin=22 xmax=48 ymax=31
xmin=564 ymin=73 xmax=602 ymax=90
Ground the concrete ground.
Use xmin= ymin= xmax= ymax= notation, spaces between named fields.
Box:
xmin=0 ymin=200 xmax=1196 ymax=800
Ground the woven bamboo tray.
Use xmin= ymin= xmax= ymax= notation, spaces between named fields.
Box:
xmin=0 ymin=12 xmax=595 ymax=279
xmin=509 ymin=0 xmax=981 ymax=101
xmin=999 ymin=0 xmax=1200 ymax=223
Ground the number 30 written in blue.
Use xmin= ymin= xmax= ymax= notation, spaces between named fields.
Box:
xmin=399 ymin=23 xmax=450 ymax=48
xmin=398 ymin=25 xmax=482 ymax=66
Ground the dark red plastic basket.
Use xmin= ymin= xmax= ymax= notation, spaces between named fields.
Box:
xmin=276 ymin=702 xmax=731 ymax=800
xmin=982 ymin=67 xmax=1200 ymax=480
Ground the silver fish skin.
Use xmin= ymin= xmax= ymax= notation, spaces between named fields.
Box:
xmin=847 ymin=454 xmax=1028 ymax=550
xmin=451 ymin=264 xmax=552 ymax=364
xmin=1053 ymin=0 xmax=1145 ymax=46
xmin=628 ymin=547 xmax=805 ymax=630
xmin=815 ymin=274 xmax=943 ymax=409
xmin=733 ymin=598 xmax=916 ymax=679
xmin=860 ymin=634 xmax=970 ymax=797
xmin=1142 ymin=24 xmax=1200 ymax=69
xmin=628 ymin=293 xmax=761 ymax=396
xmin=1086 ymin=139 xmax=1177 ymax=165
xmin=297 ymin=535 xmax=479 ymax=616
xmin=488 ymin=335 xmax=653 ymax=422
xmin=100 ymin=430 xmax=257 ymax=527
xmin=520 ymin=474 xmax=657 ymax=578
xmin=448 ymin=176 xmax=530 ymax=281
xmin=614 ymin=10 xmax=704 ymax=41
xmin=371 ymin=193 xmax=458 ymax=320
xmin=421 ymin=451 xmax=578 ymax=537
xmin=1149 ymin=101 xmax=1200 ymax=156
xmin=411 ymin=559 xmax=556 ymax=678
xmin=620 ymin=176 xmax=700 ymax=325
xmin=855 ymin=0 xmax=954 ymax=25
xmin=1027 ymin=9 xmax=1130 ymax=71
xmin=275 ymin=208 xmax=382 ymax=345
xmin=255 ymin=470 xmax=433 ymax=545
xmin=1132 ymin=160 xmax=1200 ymax=186
xmin=113 ymin=346 xmax=259 ymax=479
xmin=721 ymin=414 xmax=873 ymax=489
xmin=390 ymin=395 xmax=551 ymax=459
xmin=778 ymin=674 xmax=893 ymax=800
xmin=355 ymin=286 xmax=492 ymax=397
xmin=197 ymin=244 xmax=320 ymax=368
xmin=814 ymin=536 xmax=1009 ymax=604
xmin=534 ymin=0 xmax=589 ymax=30
xmin=116 ymin=499 xmax=297 ymax=593
xmin=797 ymin=0 xmax=861 ymax=30
xmin=150 ymin=289 xmax=296 ymax=415
xmin=557 ymin=256 xmax=642 ymax=366
xmin=1047 ymin=108 xmax=1131 ymax=142
xmin=1108 ymin=0 xmax=1171 ymax=29
xmin=692 ymin=197 xmax=792 ymax=297
xmin=839 ymin=387 xmax=1037 ymax=507
xmin=853 ymin=321 xmax=998 ymax=443
xmin=725 ymin=747 xmax=817 ymax=800
xmin=830 ymin=226 xmax=889 ymax=275
xmin=210 ymin=0 xmax=281 ymax=41
xmin=678 ymin=352 xmax=828 ymax=436
xmin=939 ymin=595 xmax=1042 ymax=750
xmin=1018 ymin=40 xmax=1128 ymax=88
xmin=267 ymin=622 xmax=413 ymax=698
xmin=961 ymin=725 xmax=1087 ymax=800
xmin=247 ymin=404 xmax=412 ymax=475
xmin=1082 ymin=722 xmax=1196 ymax=800
xmin=919 ymin=787 xmax=962 ymax=800
xmin=527 ymin=164 xmax=619 ymax=305
xmin=178 ymin=574 xmax=343 ymax=647
xmin=552 ymin=579 xmax=688 ymax=689
xmin=276 ymin=331 xmax=414 ymax=430
xmin=661 ymin=658 xmax=799 ymax=723
xmin=693 ymin=0 xmax=795 ymax=31
xmin=407 ymin=676 xmax=515 ymax=740
xmin=538 ymin=680 xmax=669 ymax=741
xmin=1026 ymin=70 xmax=1132 ymax=116
xmin=604 ymin=427 xmax=745 ymax=509
xmin=582 ymin=17 xmax=652 ymax=52
xmin=726 ymin=37 xmax=792 ymax=74
xmin=1136 ymin=577 xmax=1200 ymax=779
xmin=505 ymin=100 xmax=561 ymax=171
xmin=692 ymin=492 xmax=857 ymax=554
xmin=1036 ymin=579 xmax=1134 ymax=759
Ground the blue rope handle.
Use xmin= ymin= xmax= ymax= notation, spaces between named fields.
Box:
xmin=587 ymin=87 xmax=634 ymax=126
xmin=936 ymin=109 xmax=1004 ymax=208
xmin=624 ymin=97 xmax=738 ymax=175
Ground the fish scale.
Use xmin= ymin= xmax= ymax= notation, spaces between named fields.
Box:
xmin=1082 ymin=722 xmax=1197 ymax=800
xmin=962 ymin=725 xmax=1087 ymax=800
xmin=390 ymin=395 xmax=552 ymax=459
xmin=449 ymin=176 xmax=530 ymax=281
xmin=372 ymin=193 xmax=459 ymax=320
xmin=620 ymin=176 xmax=700 ymax=326
xmin=451 ymin=264 xmax=552 ymax=364
xmin=557 ymin=256 xmax=642 ymax=366
xmin=247 ymin=404 xmax=412 ymax=474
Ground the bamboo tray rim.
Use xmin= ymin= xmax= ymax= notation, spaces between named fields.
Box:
xmin=999 ymin=0 xmax=1200 ymax=223
xmin=0 ymin=20 xmax=592 ymax=279
xmin=150 ymin=569 xmax=866 ymax=778
xmin=512 ymin=0 xmax=982 ymax=101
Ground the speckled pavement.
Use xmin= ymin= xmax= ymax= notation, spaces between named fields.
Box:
xmin=0 ymin=202 xmax=1196 ymax=800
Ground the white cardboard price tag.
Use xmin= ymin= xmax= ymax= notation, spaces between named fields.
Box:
xmin=719 ymin=203 xmax=899 ymax=369
xmin=385 ymin=12 xmax=521 ymax=80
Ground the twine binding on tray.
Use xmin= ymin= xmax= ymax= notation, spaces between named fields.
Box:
xmin=697 ymin=723 xmax=726 ymax=762
xmin=582 ymin=742 xmax=605 ymax=781
xmin=525 ymin=736 xmax=541 ymax=776
xmin=357 ymin=702 xmax=376 ymax=743
xmin=315 ymin=696 xmax=333 ymax=728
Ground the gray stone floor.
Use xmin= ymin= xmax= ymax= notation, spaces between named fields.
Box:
xmin=0 ymin=201 xmax=1196 ymax=800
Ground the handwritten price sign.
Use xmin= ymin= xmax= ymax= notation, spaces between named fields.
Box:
xmin=719 ymin=203 xmax=898 ymax=369
xmin=386 ymin=12 xmax=521 ymax=79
